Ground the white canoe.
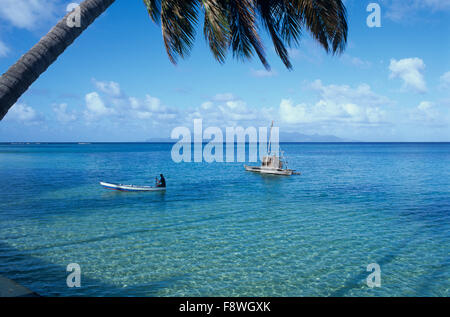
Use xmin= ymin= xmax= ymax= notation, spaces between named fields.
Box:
xmin=100 ymin=182 xmax=165 ymax=191
xmin=244 ymin=165 xmax=296 ymax=176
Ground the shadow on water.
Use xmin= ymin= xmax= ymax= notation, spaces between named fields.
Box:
xmin=101 ymin=189 xmax=167 ymax=201
xmin=414 ymin=255 xmax=450 ymax=296
xmin=329 ymin=234 xmax=417 ymax=297
xmin=0 ymin=241 xmax=187 ymax=296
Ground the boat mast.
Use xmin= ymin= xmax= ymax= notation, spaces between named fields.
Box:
xmin=267 ymin=120 xmax=274 ymax=155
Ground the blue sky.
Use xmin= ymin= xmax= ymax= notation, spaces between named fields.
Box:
xmin=0 ymin=0 xmax=449 ymax=142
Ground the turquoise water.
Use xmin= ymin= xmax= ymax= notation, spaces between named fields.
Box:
xmin=0 ymin=143 xmax=448 ymax=296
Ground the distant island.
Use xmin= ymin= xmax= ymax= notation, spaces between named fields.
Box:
xmin=146 ymin=132 xmax=355 ymax=143
xmin=278 ymin=132 xmax=355 ymax=142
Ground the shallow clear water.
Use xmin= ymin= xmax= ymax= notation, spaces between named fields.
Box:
xmin=0 ymin=143 xmax=448 ymax=296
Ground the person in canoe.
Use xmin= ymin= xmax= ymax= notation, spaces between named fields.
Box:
xmin=156 ymin=174 xmax=166 ymax=188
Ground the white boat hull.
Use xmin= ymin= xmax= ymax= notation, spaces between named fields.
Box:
xmin=244 ymin=165 xmax=295 ymax=176
xmin=100 ymin=182 xmax=165 ymax=191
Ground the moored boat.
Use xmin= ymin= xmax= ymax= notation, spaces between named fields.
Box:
xmin=100 ymin=181 xmax=165 ymax=191
xmin=244 ymin=121 xmax=299 ymax=176
xmin=244 ymin=164 xmax=294 ymax=176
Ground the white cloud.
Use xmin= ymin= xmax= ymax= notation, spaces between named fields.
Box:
xmin=389 ymin=58 xmax=427 ymax=93
xmin=185 ymin=93 xmax=273 ymax=127
xmin=439 ymin=71 xmax=450 ymax=89
xmin=183 ymin=82 xmax=390 ymax=130
xmin=419 ymin=0 xmax=450 ymax=10
xmin=279 ymin=100 xmax=309 ymax=123
xmin=212 ymin=93 xmax=236 ymax=102
xmin=384 ymin=0 xmax=450 ymax=21
xmin=81 ymin=81 xmax=180 ymax=126
xmin=310 ymin=80 xmax=391 ymax=107
xmin=201 ymin=101 xmax=213 ymax=110
xmin=279 ymin=80 xmax=389 ymax=125
xmin=410 ymin=101 xmax=438 ymax=122
xmin=144 ymin=94 xmax=163 ymax=112
xmin=71 ymin=79 xmax=397 ymax=139
xmin=9 ymin=103 xmax=36 ymax=121
xmin=125 ymin=94 xmax=175 ymax=120
xmin=4 ymin=102 xmax=43 ymax=124
xmin=250 ymin=68 xmax=277 ymax=78
xmin=84 ymin=92 xmax=115 ymax=119
xmin=340 ymin=54 xmax=371 ymax=68
xmin=53 ymin=103 xmax=76 ymax=123
xmin=418 ymin=101 xmax=433 ymax=111
xmin=0 ymin=0 xmax=58 ymax=30
xmin=93 ymin=79 xmax=122 ymax=97
xmin=279 ymin=99 xmax=385 ymax=125
xmin=0 ymin=39 xmax=10 ymax=57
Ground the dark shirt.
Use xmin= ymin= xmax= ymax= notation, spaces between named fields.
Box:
xmin=158 ymin=176 xmax=166 ymax=187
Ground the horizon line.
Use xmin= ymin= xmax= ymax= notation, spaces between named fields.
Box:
xmin=1 ymin=141 xmax=449 ymax=144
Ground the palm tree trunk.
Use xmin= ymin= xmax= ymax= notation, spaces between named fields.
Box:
xmin=0 ymin=0 xmax=116 ymax=120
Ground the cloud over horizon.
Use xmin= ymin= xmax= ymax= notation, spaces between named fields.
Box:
xmin=3 ymin=102 xmax=44 ymax=124
xmin=0 ymin=0 xmax=60 ymax=30
xmin=8 ymin=79 xmax=398 ymax=138
xmin=2 ymin=74 xmax=449 ymax=142
xmin=389 ymin=58 xmax=427 ymax=93
xmin=279 ymin=80 xmax=389 ymax=125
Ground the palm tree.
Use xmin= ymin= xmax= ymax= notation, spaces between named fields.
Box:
xmin=0 ymin=0 xmax=347 ymax=120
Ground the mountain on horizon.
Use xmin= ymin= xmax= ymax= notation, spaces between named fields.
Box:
xmin=279 ymin=132 xmax=355 ymax=142
xmin=146 ymin=132 xmax=354 ymax=143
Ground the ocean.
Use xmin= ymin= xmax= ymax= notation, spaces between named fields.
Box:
xmin=0 ymin=142 xmax=448 ymax=296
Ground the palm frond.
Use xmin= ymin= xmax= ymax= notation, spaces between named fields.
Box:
xmin=256 ymin=0 xmax=292 ymax=69
xmin=201 ymin=0 xmax=231 ymax=64
xmin=227 ymin=0 xmax=270 ymax=70
xmin=160 ymin=0 xmax=199 ymax=64
xmin=143 ymin=0 xmax=161 ymax=23
xmin=278 ymin=0 xmax=303 ymax=46
xmin=295 ymin=0 xmax=347 ymax=54
xmin=142 ymin=0 xmax=348 ymax=69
